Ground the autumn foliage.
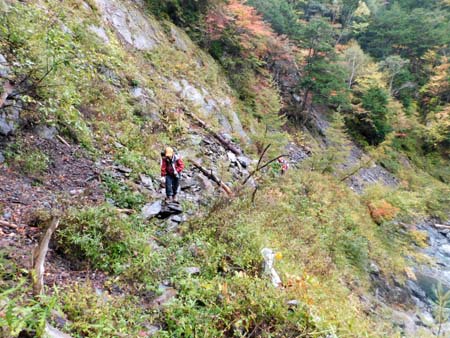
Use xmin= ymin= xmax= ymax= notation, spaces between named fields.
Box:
xmin=205 ymin=0 xmax=292 ymax=61
xmin=367 ymin=200 xmax=400 ymax=224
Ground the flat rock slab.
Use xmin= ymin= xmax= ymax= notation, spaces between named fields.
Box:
xmin=139 ymin=174 xmax=154 ymax=190
xmin=157 ymin=202 xmax=183 ymax=219
xmin=142 ymin=200 xmax=162 ymax=219
xmin=44 ymin=323 xmax=72 ymax=338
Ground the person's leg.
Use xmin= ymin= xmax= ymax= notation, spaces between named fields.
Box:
xmin=165 ymin=175 xmax=173 ymax=200
xmin=172 ymin=175 xmax=180 ymax=201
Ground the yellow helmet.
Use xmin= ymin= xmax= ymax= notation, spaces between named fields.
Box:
xmin=165 ymin=146 xmax=174 ymax=157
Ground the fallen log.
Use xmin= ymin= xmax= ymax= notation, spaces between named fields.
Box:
xmin=32 ymin=217 xmax=60 ymax=296
xmin=184 ymin=111 xmax=242 ymax=156
xmin=190 ymin=160 xmax=234 ymax=197
xmin=0 ymin=219 xmax=18 ymax=229
xmin=434 ymin=224 xmax=450 ymax=230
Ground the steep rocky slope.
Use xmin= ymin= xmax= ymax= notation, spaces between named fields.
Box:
xmin=0 ymin=0 xmax=449 ymax=337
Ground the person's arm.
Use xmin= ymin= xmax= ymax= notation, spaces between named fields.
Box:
xmin=176 ymin=157 xmax=185 ymax=173
xmin=161 ymin=159 xmax=167 ymax=176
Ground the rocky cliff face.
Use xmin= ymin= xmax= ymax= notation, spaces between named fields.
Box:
xmin=91 ymin=0 xmax=249 ymax=141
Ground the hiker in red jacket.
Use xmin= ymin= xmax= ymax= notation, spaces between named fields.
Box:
xmin=161 ymin=147 xmax=184 ymax=202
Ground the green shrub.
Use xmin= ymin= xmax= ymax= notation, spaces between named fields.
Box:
xmin=349 ymin=86 xmax=392 ymax=145
xmin=4 ymin=143 xmax=50 ymax=176
xmin=0 ymin=252 xmax=56 ymax=337
xmin=101 ymin=173 xmax=146 ymax=210
xmin=161 ymin=275 xmax=314 ymax=337
xmin=56 ymin=205 xmax=145 ymax=273
xmin=59 ymin=282 xmax=151 ymax=338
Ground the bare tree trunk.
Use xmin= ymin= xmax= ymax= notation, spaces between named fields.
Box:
xmin=348 ymin=56 xmax=356 ymax=89
xmin=32 ymin=217 xmax=60 ymax=296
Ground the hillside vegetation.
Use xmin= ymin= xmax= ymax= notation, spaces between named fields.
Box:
xmin=0 ymin=0 xmax=449 ymax=337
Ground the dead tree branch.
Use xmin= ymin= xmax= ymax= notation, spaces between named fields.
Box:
xmin=190 ymin=160 xmax=234 ymax=197
xmin=32 ymin=217 xmax=60 ymax=296
xmin=0 ymin=219 xmax=18 ymax=229
xmin=242 ymin=154 xmax=288 ymax=185
xmin=184 ymin=110 xmax=242 ymax=156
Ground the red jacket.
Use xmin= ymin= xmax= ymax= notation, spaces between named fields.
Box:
xmin=161 ymin=155 xmax=184 ymax=176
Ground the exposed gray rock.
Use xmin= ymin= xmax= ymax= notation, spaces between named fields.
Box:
xmin=170 ymin=79 xmax=248 ymax=139
xmin=439 ymin=244 xmax=450 ymax=256
xmin=170 ymin=26 xmax=190 ymax=52
xmin=237 ymin=156 xmax=251 ymax=168
xmin=88 ymin=25 xmax=110 ymax=44
xmin=391 ymin=310 xmax=417 ymax=337
xmin=0 ymin=53 xmax=9 ymax=77
xmin=131 ymin=87 xmax=144 ymax=98
xmin=181 ymin=179 xmax=195 ymax=190
xmin=0 ymin=151 xmax=4 ymax=164
xmin=170 ymin=214 xmax=184 ymax=223
xmin=35 ymin=125 xmax=57 ymax=140
xmin=0 ymin=104 xmax=20 ymax=136
xmin=227 ymin=151 xmax=237 ymax=163
xmin=228 ymin=110 xmax=249 ymax=141
xmin=50 ymin=310 xmax=70 ymax=330
xmin=195 ymin=174 xmax=215 ymax=192
xmin=189 ymin=134 xmax=203 ymax=146
xmin=416 ymin=311 xmax=434 ymax=327
xmin=184 ymin=267 xmax=200 ymax=275
xmin=139 ymin=174 xmax=154 ymax=190
xmin=98 ymin=65 xmax=121 ymax=85
xmin=141 ymin=200 xmax=162 ymax=219
xmin=148 ymin=238 xmax=162 ymax=251
xmin=44 ymin=322 xmax=72 ymax=338
xmin=114 ymin=165 xmax=132 ymax=173
xmin=143 ymin=325 xmax=160 ymax=336
xmin=369 ymin=262 xmax=380 ymax=275
xmin=156 ymin=202 xmax=183 ymax=219
xmin=405 ymin=280 xmax=426 ymax=301
xmin=94 ymin=0 xmax=164 ymax=50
